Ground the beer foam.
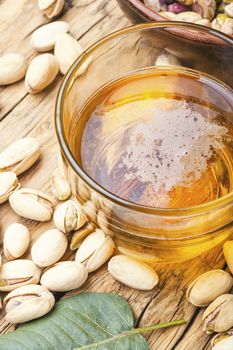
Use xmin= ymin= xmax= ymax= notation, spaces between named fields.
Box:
xmin=121 ymin=99 xmax=228 ymax=193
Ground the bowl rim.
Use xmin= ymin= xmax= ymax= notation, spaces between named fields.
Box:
xmin=55 ymin=21 xmax=233 ymax=217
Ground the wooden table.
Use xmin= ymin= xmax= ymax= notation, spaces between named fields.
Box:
xmin=0 ymin=1 xmax=227 ymax=349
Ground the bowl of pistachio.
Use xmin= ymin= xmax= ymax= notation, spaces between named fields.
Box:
xmin=117 ymin=0 xmax=233 ymax=39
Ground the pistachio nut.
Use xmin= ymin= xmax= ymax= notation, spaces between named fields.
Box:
xmin=4 ymin=284 xmax=55 ymax=324
xmin=192 ymin=0 xmax=216 ymax=20
xmin=160 ymin=11 xmax=178 ymax=20
xmin=75 ymin=229 xmax=115 ymax=272
xmin=211 ymin=330 xmax=233 ymax=348
xmin=54 ymin=33 xmax=83 ymax=75
xmin=155 ymin=52 xmax=181 ymax=67
xmin=31 ymin=229 xmax=67 ymax=267
xmin=0 ymin=53 xmax=27 ymax=86
xmin=202 ymin=294 xmax=233 ymax=334
xmin=212 ymin=335 xmax=233 ymax=350
xmin=223 ymin=240 xmax=233 ymax=275
xmin=70 ymin=221 xmax=96 ymax=250
xmin=25 ymin=54 xmax=59 ymax=94
xmin=38 ymin=0 xmax=65 ymax=19
xmin=144 ymin=0 xmax=167 ymax=11
xmin=0 ymin=172 xmax=20 ymax=204
xmin=53 ymin=199 xmax=88 ymax=233
xmin=51 ymin=168 xmax=71 ymax=201
xmin=0 ymin=259 xmax=41 ymax=292
xmin=0 ymin=137 xmax=41 ymax=175
xmin=83 ymin=200 xmax=97 ymax=223
xmin=9 ymin=188 xmax=54 ymax=221
xmin=108 ymin=255 xmax=159 ymax=291
xmin=40 ymin=261 xmax=88 ymax=292
xmin=225 ymin=3 xmax=233 ymax=17
xmin=4 ymin=223 xmax=30 ymax=260
xmin=175 ymin=11 xmax=203 ymax=22
xmin=186 ymin=270 xmax=233 ymax=307
xmin=31 ymin=21 xmax=69 ymax=52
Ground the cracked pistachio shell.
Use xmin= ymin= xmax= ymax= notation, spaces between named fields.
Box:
xmin=203 ymin=294 xmax=233 ymax=334
xmin=212 ymin=336 xmax=233 ymax=350
xmin=0 ymin=53 xmax=27 ymax=86
xmin=5 ymin=284 xmax=55 ymax=324
xmin=38 ymin=0 xmax=65 ymax=19
xmin=155 ymin=52 xmax=181 ymax=67
xmin=83 ymin=200 xmax=97 ymax=223
xmin=51 ymin=168 xmax=71 ymax=201
xmin=0 ymin=137 xmax=41 ymax=175
xmin=192 ymin=0 xmax=216 ymax=20
xmin=0 ymin=172 xmax=20 ymax=204
xmin=31 ymin=229 xmax=67 ymax=267
xmin=4 ymin=223 xmax=30 ymax=260
xmin=186 ymin=270 xmax=233 ymax=307
xmin=9 ymin=188 xmax=54 ymax=221
xmin=0 ymin=259 xmax=41 ymax=292
xmin=223 ymin=241 xmax=233 ymax=274
xmin=54 ymin=33 xmax=83 ymax=74
xmin=31 ymin=21 xmax=69 ymax=52
xmin=40 ymin=261 xmax=88 ymax=292
xmin=75 ymin=230 xmax=115 ymax=273
xmin=25 ymin=54 xmax=59 ymax=94
xmin=211 ymin=330 xmax=233 ymax=348
xmin=175 ymin=11 xmax=202 ymax=22
xmin=108 ymin=255 xmax=159 ymax=291
xmin=70 ymin=221 xmax=96 ymax=250
xmin=53 ymin=199 xmax=88 ymax=233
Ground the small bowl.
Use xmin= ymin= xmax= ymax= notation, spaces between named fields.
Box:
xmin=117 ymin=0 xmax=232 ymax=44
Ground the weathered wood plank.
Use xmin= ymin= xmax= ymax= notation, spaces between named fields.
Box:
xmin=0 ymin=1 xmax=227 ymax=349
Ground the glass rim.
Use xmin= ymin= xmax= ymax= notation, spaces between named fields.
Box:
xmin=55 ymin=21 xmax=233 ymax=217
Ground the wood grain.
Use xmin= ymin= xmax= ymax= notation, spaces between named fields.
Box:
xmin=0 ymin=1 xmax=227 ymax=349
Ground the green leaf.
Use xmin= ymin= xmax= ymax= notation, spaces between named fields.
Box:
xmin=0 ymin=293 xmax=185 ymax=350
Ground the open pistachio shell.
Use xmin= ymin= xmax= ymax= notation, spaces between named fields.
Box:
xmin=186 ymin=270 xmax=233 ymax=307
xmin=203 ymin=294 xmax=233 ymax=334
xmin=53 ymin=199 xmax=88 ymax=233
xmin=70 ymin=221 xmax=96 ymax=250
xmin=0 ymin=172 xmax=20 ymax=204
xmin=4 ymin=284 xmax=55 ymax=323
xmin=0 ymin=260 xmax=41 ymax=292
xmin=212 ymin=335 xmax=233 ymax=350
xmin=38 ymin=0 xmax=65 ymax=19
xmin=0 ymin=137 xmax=40 ymax=175
xmin=51 ymin=168 xmax=71 ymax=201
xmin=9 ymin=188 xmax=54 ymax=221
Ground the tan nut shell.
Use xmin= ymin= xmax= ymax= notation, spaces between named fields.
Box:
xmin=223 ymin=241 xmax=233 ymax=274
xmin=70 ymin=221 xmax=96 ymax=250
xmin=0 ymin=172 xmax=20 ymax=204
xmin=51 ymin=168 xmax=71 ymax=200
xmin=186 ymin=270 xmax=233 ymax=307
xmin=40 ymin=261 xmax=88 ymax=292
xmin=75 ymin=229 xmax=115 ymax=272
xmin=4 ymin=284 xmax=55 ymax=323
xmin=0 ymin=259 xmax=41 ymax=292
xmin=31 ymin=229 xmax=67 ymax=267
xmin=53 ymin=199 xmax=88 ymax=233
xmin=212 ymin=336 xmax=233 ymax=350
xmin=0 ymin=53 xmax=27 ymax=85
xmin=203 ymin=294 xmax=233 ymax=334
xmin=25 ymin=54 xmax=59 ymax=94
xmin=38 ymin=0 xmax=65 ymax=19
xmin=31 ymin=21 xmax=69 ymax=52
xmin=4 ymin=223 xmax=30 ymax=260
xmin=0 ymin=137 xmax=41 ymax=175
xmin=54 ymin=33 xmax=83 ymax=74
xmin=108 ymin=255 xmax=159 ymax=291
xmin=9 ymin=188 xmax=54 ymax=221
